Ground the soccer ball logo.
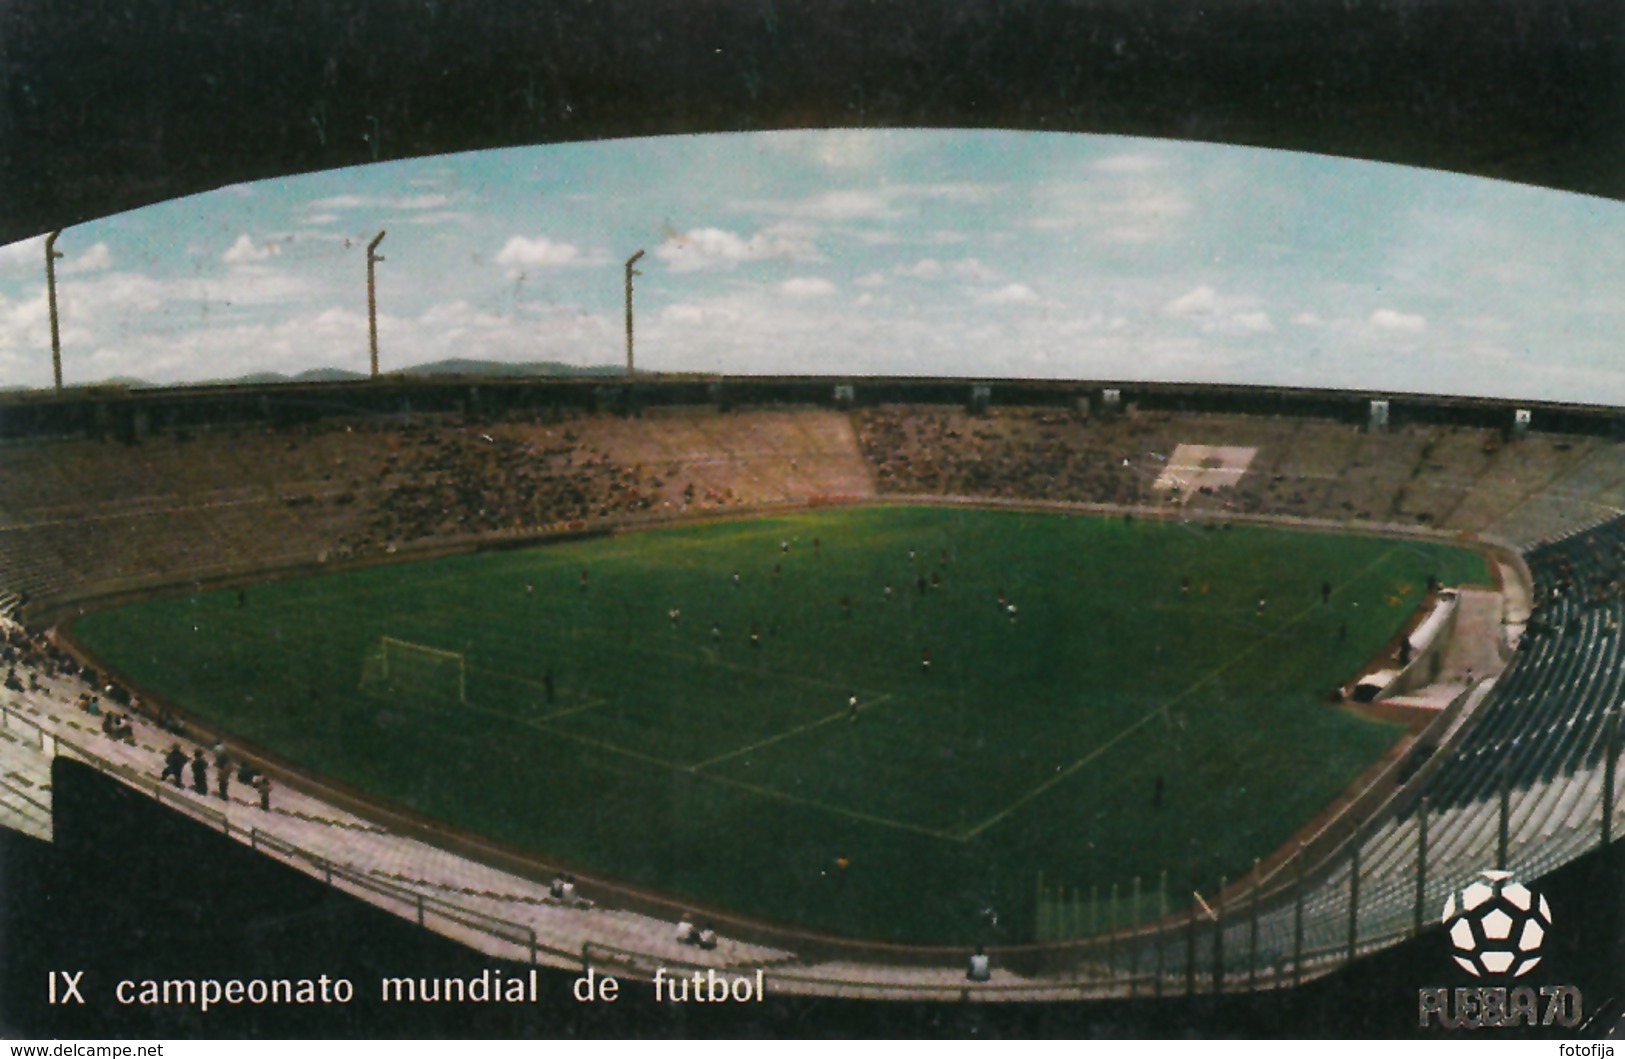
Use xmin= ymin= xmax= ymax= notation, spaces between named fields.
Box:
xmin=1441 ymin=870 xmax=1551 ymax=978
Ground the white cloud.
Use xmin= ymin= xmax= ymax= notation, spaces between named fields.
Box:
xmin=1163 ymin=285 xmax=1273 ymax=334
xmin=1028 ymin=179 xmax=1192 ymax=243
xmin=408 ymin=211 xmax=476 ymax=227
xmin=1093 ymin=153 xmax=1163 ymax=175
xmin=1370 ymin=308 xmax=1427 ymax=333
xmin=222 ymin=235 xmax=281 ymax=265
xmin=897 ymin=258 xmax=944 ymax=280
xmin=760 ymin=129 xmax=887 ymax=172
xmin=794 ymin=190 xmax=902 ymax=221
xmin=1293 ymin=312 xmax=1325 ymax=327
xmin=306 ymin=193 xmax=451 ymax=212
xmin=982 ymin=283 xmax=1042 ymax=306
xmin=950 ymin=258 xmax=999 ymax=283
xmin=1231 ymin=311 xmax=1275 ymax=334
xmin=762 ymin=182 xmax=997 ymax=225
xmin=0 ymin=235 xmax=47 ymax=273
xmin=61 ymin=242 xmax=112 ymax=275
xmin=62 ymin=272 xmax=177 ymax=314
xmin=855 ymin=272 xmax=888 ymax=288
xmin=780 ymin=277 xmax=836 ymax=298
xmin=654 ymin=226 xmax=817 ymax=272
xmin=661 ymin=302 xmax=741 ymax=326
xmin=1165 ymin=286 xmax=1220 ymax=317
xmin=494 ymin=236 xmax=581 ymax=269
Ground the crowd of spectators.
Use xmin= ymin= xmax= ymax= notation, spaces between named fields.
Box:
xmin=855 ymin=406 xmax=1155 ymax=507
xmin=2 ymin=617 xmax=271 ymax=809
xmin=338 ymin=422 xmax=669 ymax=550
xmin=0 ymin=403 xmax=1610 ymax=623
xmin=852 ymin=404 xmax=1555 ymax=528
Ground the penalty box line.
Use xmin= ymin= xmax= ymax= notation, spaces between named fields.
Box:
xmin=687 ymin=693 xmax=895 ymax=771
xmin=525 ymin=707 xmax=964 ymax=843
xmin=956 ymin=546 xmax=1403 ymax=842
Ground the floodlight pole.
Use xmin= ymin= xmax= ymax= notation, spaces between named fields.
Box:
xmin=624 ymin=249 xmax=645 ymax=376
xmin=367 ymin=231 xmax=386 ymax=378
xmin=44 ymin=231 xmax=64 ymax=391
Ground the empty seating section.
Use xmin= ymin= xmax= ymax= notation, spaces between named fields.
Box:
xmin=1489 ymin=443 xmax=1625 ymax=547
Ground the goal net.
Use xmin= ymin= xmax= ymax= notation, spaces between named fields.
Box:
xmin=359 ymin=637 xmax=468 ymax=707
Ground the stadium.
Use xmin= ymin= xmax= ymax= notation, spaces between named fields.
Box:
xmin=3 ymin=367 xmax=1623 ymax=1006
xmin=4 ymin=0 xmax=1625 ymax=1040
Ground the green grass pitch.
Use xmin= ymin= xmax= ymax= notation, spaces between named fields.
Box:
xmin=72 ymin=504 xmax=1491 ymax=945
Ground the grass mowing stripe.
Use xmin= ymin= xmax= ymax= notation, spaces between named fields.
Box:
xmin=958 ymin=545 xmax=1403 ymax=841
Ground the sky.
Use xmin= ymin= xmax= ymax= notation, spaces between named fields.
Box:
xmin=1 ymin=128 xmax=1623 ymax=404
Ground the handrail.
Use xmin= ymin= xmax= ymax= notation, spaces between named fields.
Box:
xmin=18 ymin=706 xmax=573 ymax=967
xmin=245 ymin=824 xmax=574 ymax=965
xmin=0 ymin=773 xmax=50 ymax=815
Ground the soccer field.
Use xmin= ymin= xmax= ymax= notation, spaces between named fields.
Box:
xmin=72 ymin=504 xmax=1491 ymax=945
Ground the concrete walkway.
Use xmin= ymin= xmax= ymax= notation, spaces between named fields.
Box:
xmin=2 ymin=663 xmax=1071 ymax=1002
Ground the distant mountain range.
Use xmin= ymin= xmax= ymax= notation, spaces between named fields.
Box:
xmin=63 ymin=359 xmax=626 ymax=391
xmin=393 ymin=359 xmax=625 ymax=379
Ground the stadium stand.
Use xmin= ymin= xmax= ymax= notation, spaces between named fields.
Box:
xmin=4 ymin=386 xmax=1625 ymax=998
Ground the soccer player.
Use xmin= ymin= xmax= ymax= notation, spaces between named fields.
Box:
xmin=579 ymin=570 xmax=589 ymax=592
xmin=1007 ymin=603 xmax=1018 ymax=624
xmin=711 ymin=621 xmax=722 ymax=645
xmin=883 ymin=584 xmax=894 ymax=602
xmin=848 ymin=694 xmax=859 ymax=722
xmin=750 ymin=621 xmax=761 ymax=648
xmin=781 ymin=539 xmax=790 ymax=554
xmin=921 ymin=647 xmax=932 ymax=675
xmin=732 ymin=571 xmax=741 ymax=589
xmin=669 ymin=606 xmax=681 ymax=629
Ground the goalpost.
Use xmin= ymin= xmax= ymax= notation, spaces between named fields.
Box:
xmin=359 ymin=636 xmax=468 ymax=706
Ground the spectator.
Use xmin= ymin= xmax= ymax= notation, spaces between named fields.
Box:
xmin=190 ymin=749 xmax=208 ymax=795
xmin=160 ymin=743 xmax=187 ymax=787
xmin=967 ymin=945 xmax=991 ymax=982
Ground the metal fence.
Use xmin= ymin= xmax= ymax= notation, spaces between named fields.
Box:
xmin=5 ymin=693 xmax=1620 ymax=1001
